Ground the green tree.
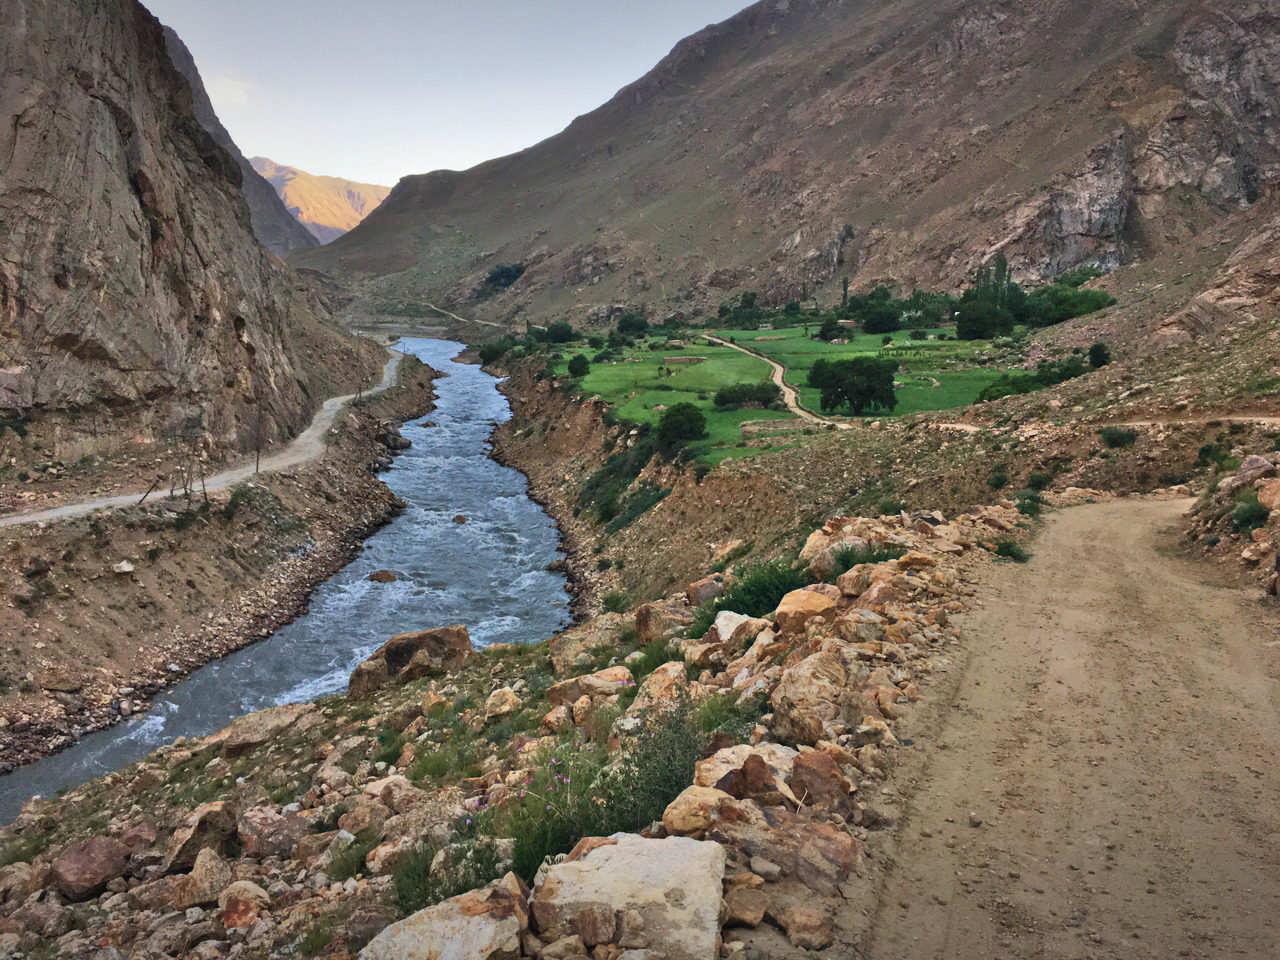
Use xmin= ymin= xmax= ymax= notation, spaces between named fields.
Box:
xmin=567 ymin=354 xmax=590 ymax=377
xmin=656 ymin=403 xmax=707 ymax=455
xmin=860 ymin=302 xmax=901 ymax=334
xmin=955 ymin=300 xmax=1014 ymax=340
xmin=816 ymin=318 xmax=843 ymax=341
xmin=543 ymin=321 xmax=576 ymax=343
xmin=617 ymin=313 xmax=649 ymax=335
xmin=808 ymin=358 xmax=899 ymax=415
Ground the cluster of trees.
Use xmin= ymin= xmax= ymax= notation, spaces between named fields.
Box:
xmin=954 ymin=256 xmax=1117 ymax=339
xmin=808 ymin=357 xmax=900 ymax=414
xmin=713 ymin=382 xmax=782 ymax=410
xmin=977 ymin=342 xmax=1113 ymax=402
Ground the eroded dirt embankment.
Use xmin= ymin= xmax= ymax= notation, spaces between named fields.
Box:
xmin=0 ymin=358 xmax=438 ymax=770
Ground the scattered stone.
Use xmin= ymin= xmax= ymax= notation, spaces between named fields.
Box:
xmin=51 ymin=836 xmax=131 ymax=901
xmin=369 ymin=570 xmax=398 ymax=583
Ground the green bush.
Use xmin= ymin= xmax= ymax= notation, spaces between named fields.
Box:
xmin=987 ymin=464 xmax=1010 ymax=490
xmin=994 ymin=539 xmax=1030 ymax=563
xmin=656 ymin=404 xmax=707 ymax=455
xmin=1027 ymin=284 xmax=1116 ymax=327
xmin=1232 ymin=491 xmax=1270 ymax=533
xmin=1088 ymin=342 xmax=1112 ymax=368
xmin=687 ymin=559 xmax=809 ymax=638
xmin=878 ymin=499 xmax=907 ymax=515
xmin=392 ymin=838 xmax=501 ymax=918
xmin=602 ymin=591 xmax=630 ymax=614
xmin=1099 ymin=427 xmax=1138 ymax=449
xmin=1026 ymin=471 xmax=1052 ymax=491
xmin=603 ymin=484 xmax=670 ymax=534
xmin=713 ymin=382 xmax=782 ymax=409
xmin=372 ymin=727 xmax=406 ymax=766
xmin=567 ymin=354 xmax=590 ymax=378
xmin=1014 ymin=490 xmax=1046 ymax=518
xmin=480 ymin=263 xmax=525 ymax=294
xmin=627 ymin=640 xmax=680 ymax=681
xmin=328 ymin=833 xmax=378 ymax=881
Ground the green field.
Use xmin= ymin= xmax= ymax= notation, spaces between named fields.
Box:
xmin=550 ymin=324 xmax=1014 ymax=462
xmin=551 ymin=342 xmax=796 ymax=462
xmin=708 ymin=325 xmax=1014 ymax=417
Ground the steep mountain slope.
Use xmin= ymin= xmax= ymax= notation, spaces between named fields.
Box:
xmin=297 ymin=0 xmax=1279 ymax=331
xmin=0 ymin=0 xmax=378 ymax=466
xmin=161 ymin=28 xmax=318 ymax=257
xmin=251 ymin=158 xmax=390 ymax=244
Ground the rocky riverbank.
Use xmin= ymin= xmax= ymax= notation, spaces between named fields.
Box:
xmin=0 ymin=496 xmax=1047 ymax=959
xmin=0 ymin=358 xmax=438 ymax=771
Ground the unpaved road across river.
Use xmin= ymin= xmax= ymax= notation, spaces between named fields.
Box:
xmin=855 ymin=498 xmax=1280 ymax=959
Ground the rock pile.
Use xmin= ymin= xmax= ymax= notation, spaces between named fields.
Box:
xmin=1189 ymin=451 xmax=1280 ymax=595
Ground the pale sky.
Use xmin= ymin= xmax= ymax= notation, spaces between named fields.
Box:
xmin=144 ymin=0 xmax=751 ymax=187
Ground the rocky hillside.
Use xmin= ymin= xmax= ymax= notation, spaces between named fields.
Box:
xmin=161 ymin=28 xmax=318 ymax=257
xmin=0 ymin=0 xmax=380 ymax=473
xmin=295 ymin=0 xmax=1279 ymax=329
xmin=0 ymin=500 xmax=1035 ymax=958
xmin=251 ymin=159 xmax=390 ymax=245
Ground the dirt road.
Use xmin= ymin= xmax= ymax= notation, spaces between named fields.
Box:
xmin=702 ymin=335 xmax=851 ymax=429
xmin=857 ymin=498 xmax=1280 ymax=959
xmin=0 ymin=352 xmax=402 ymax=529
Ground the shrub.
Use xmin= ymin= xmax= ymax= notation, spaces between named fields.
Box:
xmin=1088 ymin=342 xmax=1112 ymax=368
xmin=616 ymin=313 xmax=649 ymax=335
xmin=328 ymin=833 xmax=378 ymax=881
xmin=541 ymin=321 xmax=576 ymax=343
xmin=1232 ymin=491 xmax=1270 ymax=533
xmin=392 ymin=838 xmax=501 ymax=918
xmin=713 ymin=382 xmax=782 ymax=409
xmin=1099 ymin=427 xmax=1138 ymax=449
xmin=372 ymin=727 xmax=406 ymax=766
xmin=1015 ymin=490 xmax=1046 ymax=518
xmin=222 ymin=483 xmax=253 ymax=520
xmin=878 ymin=499 xmax=907 ymax=515
xmin=909 ymin=329 xmax=929 ymax=340
xmin=1026 ymin=471 xmax=1052 ymax=491
xmin=628 ymin=640 xmax=680 ymax=681
xmin=994 ymin=539 xmax=1030 ymax=563
xmin=987 ymin=464 xmax=1010 ymax=490
xmin=955 ymin=299 xmax=1014 ymax=340
xmin=604 ymin=484 xmax=669 ymax=534
xmin=1027 ymin=284 xmax=1115 ymax=327
xmin=978 ymin=373 xmax=1039 ymax=403
xmin=687 ymin=559 xmax=809 ymax=638
xmin=567 ymin=354 xmax=590 ymax=378
xmin=602 ymin=591 xmax=630 ymax=614
xmin=478 ymin=337 xmax=517 ymax=364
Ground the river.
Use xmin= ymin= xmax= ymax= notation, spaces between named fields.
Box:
xmin=0 ymin=338 xmax=572 ymax=821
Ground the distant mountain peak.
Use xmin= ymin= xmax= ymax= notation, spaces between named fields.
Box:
xmin=249 ymin=158 xmax=391 ymax=245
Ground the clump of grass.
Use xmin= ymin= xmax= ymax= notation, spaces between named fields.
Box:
xmin=392 ymin=838 xmax=501 ymax=918
xmin=1099 ymin=426 xmax=1138 ymax=449
xmin=327 ymin=832 xmax=378 ymax=881
xmin=830 ymin=543 xmax=905 ymax=575
xmin=627 ymin=640 xmax=680 ymax=682
xmin=687 ymin=559 xmax=809 ymax=638
xmin=296 ymin=916 xmax=338 ymax=957
xmin=994 ymin=539 xmax=1030 ymax=563
xmin=1014 ymin=490 xmax=1046 ymax=518
xmin=372 ymin=727 xmax=406 ymax=766
xmin=0 ymin=832 xmax=53 ymax=867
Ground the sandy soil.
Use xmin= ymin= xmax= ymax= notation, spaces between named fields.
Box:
xmin=856 ymin=498 xmax=1280 ymax=959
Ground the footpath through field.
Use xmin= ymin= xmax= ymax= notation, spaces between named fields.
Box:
xmin=855 ymin=497 xmax=1280 ymax=958
xmin=0 ymin=352 xmax=403 ymax=529
xmin=701 ymin=335 xmax=852 ymax=430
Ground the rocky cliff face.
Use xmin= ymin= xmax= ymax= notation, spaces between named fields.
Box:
xmin=296 ymin=0 xmax=1279 ymax=328
xmin=0 ymin=0 xmax=374 ymax=463
xmin=251 ymin=158 xmax=390 ymax=244
xmin=161 ymin=29 xmax=318 ymax=257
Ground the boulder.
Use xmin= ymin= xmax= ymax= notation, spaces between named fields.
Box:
xmin=549 ymin=614 xmax=627 ymax=675
xmin=348 ymin=625 xmax=473 ymax=695
xmin=175 ymin=847 xmax=231 ymax=908
xmin=662 ymin=786 xmax=733 ymax=836
xmin=531 ymin=835 xmax=725 ymax=959
xmin=627 ymin=662 xmax=689 ymax=714
xmin=724 ymin=884 xmax=769 ymax=928
xmin=774 ymin=906 xmax=833 ymax=950
xmin=363 ymin=775 xmax=426 ymax=814
xmin=236 ymin=806 xmax=313 ymax=859
xmin=368 ymin=570 xmax=398 ymax=583
xmin=547 ymin=666 xmax=635 ymax=707
xmin=807 ymin=536 xmax=870 ymax=580
xmin=218 ymin=880 xmax=270 ymax=929
xmin=769 ymin=652 xmax=849 ymax=745
xmin=165 ymin=800 xmax=237 ymax=871
xmin=695 ymin=743 xmax=800 ymax=808
xmin=210 ymin=702 xmax=318 ymax=758
xmin=707 ymin=800 xmax=861 ymax=897
xmin=1259 ymin=480 xmax=1280 ymax=512
xmin=772 ymin=589 xmax=838 ymax=634
xmin=50 ymin=836 xmax=131 ymax=901
xmin=485 ymin=687 xmax=521 ymax=719
xmin=358 ymin=872 xmax=529 ymax=960
xmin=635 ymin=601 xmax=695 ymax=646
xmin=686 ymin=576 xmax=726 ymax=607
xmin=786 ymin=750 xmax=856 ymax=818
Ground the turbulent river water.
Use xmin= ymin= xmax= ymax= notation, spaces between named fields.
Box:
xmin=0 ymin=339 xmax=572 ymax=821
